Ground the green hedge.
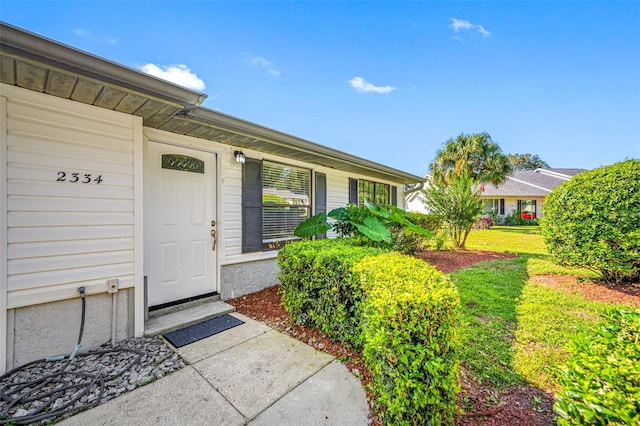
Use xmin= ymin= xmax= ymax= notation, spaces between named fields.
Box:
xmin=397 ymin=212 xmax=443 ymax=254
xmin=277 ymin=239 xmax=384 ymax=347
xmin=356 ymin=253 xmax=461 ymax=425
xmin=541 ymin=159 xmax=640 ymax=283
xmin=554 ymin=308 xmax=640 ymax=425
xmin=278 ymin=241 xmax=461 ymax=425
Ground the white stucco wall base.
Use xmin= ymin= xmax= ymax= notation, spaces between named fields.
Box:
xmin=9 ymin=291 xmax=132 ymax=369
xmin=221 ymin=259 xmax=280 ymax=300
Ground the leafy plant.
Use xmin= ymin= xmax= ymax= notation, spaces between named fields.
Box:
xmin=422 ymin=172 xmax=483 ymax=249
xmin=293 ymin=212 xmax=332 ymax=237
xmin=541 ymin=159 xmax=640 ymax=283
xmin=554 ymin=309 xmax=640 ymax=425
xmin=294 ymin=205 xmax=391 ymax=242
xmin=294 ymin=203 xmax=433 ymax=252
xmin=432 ymin=228 xmax=451 ymax=250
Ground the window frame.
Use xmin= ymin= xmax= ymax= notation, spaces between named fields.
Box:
xmin=242 ymin=158 xmax=323 ymax=253
xmin=517 ymin=199 xmax=537 ymax=214
xmin=349 ymin=178 xmax=396 ymax=206
xmin=483 ymin=198 xmax=505 ymax=215
xmin=261 ymin=160 xmax=312 ymax=250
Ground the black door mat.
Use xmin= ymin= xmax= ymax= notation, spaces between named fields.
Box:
xmin=164 ymin=314 xmax=244 ymax=348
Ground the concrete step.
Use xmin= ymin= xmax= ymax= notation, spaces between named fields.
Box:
xmin=145 ymin=300 xmax=236 ymax=337
xmin=148 ymin=294 xmax=222 ymax=320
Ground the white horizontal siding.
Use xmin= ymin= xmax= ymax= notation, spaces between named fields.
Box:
xmin=8 ymin=195 xmax=133 ymax=212
xmin=221 ymin=162 xmax=243 ymax=259
xmin=7 ymin=129 xmax=133 ymax=162
xmin=8 ymin=99 xmax=135 ymax=141
xmin=8 ymin=276 xmax=135 ymax=309
xmin=4 ymin=85 xmax=137 ymax=309
xmin=8 ymin=146 xmax=133 ymax=175
xmin=325 ymin=171 xmax=350 ymax=239
xmin=9 ymin=251 xmax=134 ymax=275
xmin=8 ymin=238 xmax=134 ymax=259
xmin=8 ymin=225 xmax=134 ymax=243
xmin=327 ymin=172 xmax=349 ymax=211
xmin=9 ymin=263 xmax=135 ymax=291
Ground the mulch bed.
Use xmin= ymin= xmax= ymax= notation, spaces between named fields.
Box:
xmin=415 ymin=250 xmax=518 ymax=273
xmin=228 ymin=249 xmax=638 ymax=425
xmin=532 ymin=274 xmax=640 ymax=307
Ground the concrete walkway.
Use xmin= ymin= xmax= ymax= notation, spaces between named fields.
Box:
xmin=61 ymin=313 xmax=369 ymax=425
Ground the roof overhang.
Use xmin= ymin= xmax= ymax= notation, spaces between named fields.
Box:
xmin=0 ymin=22 xmax=423 ymax=185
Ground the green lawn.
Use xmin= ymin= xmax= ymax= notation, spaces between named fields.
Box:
xmin=453 ymin=226 xmax=632 ymax=392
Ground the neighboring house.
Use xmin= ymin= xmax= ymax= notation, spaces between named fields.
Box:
xmin=479 ymin=168 xmax=585 ymax=219
xmin=0 ymin=23 xmax=423 ymax=371
xmin=404 ymin=174 xmax=431 ymax=213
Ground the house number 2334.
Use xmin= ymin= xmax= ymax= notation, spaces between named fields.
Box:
xmin=56 ymin=172 xmax=103 ymax=184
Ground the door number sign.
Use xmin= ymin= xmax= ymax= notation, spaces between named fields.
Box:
xmin=57 ymin=172 xmax=103 ymax=184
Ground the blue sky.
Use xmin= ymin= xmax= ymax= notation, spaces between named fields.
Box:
xmin=2 ymin=1 xmax=638 ymax=176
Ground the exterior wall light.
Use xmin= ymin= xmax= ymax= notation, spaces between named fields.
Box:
xmin=234 ymin=150 xmax=246 ymax=164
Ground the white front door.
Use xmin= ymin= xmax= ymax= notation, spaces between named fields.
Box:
xmin=144 ymin=141 xmax=217 ymax=307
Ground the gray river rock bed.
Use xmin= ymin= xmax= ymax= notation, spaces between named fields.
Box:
xmin=0 ymin=337 xmax=184 ymax=424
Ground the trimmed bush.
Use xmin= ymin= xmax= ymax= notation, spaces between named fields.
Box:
xmin=355 ymin=253 xmax=461 ymax=425
xmin=554 ymin=309 xmax=640 ymax=425
xmin=504 ymin=210 xmax=539 ymax=226
xmin=278 ymin=241 xmax=461 ymax=424
xmin=277 ymin=239 xmax=384 ymax=347
xmin=541 ymin=159 xmax=640 ymax=283
xmin=472 ymin=215 xmax=494 ymax=230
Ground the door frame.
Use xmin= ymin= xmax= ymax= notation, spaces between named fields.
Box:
xmin=142 ymin=130 xmax=222 ymax=313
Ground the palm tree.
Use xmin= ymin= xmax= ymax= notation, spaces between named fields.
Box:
xmin=430 ymin=132 xmax=512 ymax=185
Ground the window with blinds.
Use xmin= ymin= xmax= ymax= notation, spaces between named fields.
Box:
xmin=357 ymin=179 xmax=390 ymax=205
xmin=262 ymin=161 xmax=311 ymax=249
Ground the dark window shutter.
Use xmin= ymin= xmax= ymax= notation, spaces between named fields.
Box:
xmin=242 ymin=158 xmax=263 ymax=253
xmin=348 ymin=178 xmax=358 ymax=204
xmin=499 ymin=198 xmax=505 ymax=215
xmin=391 ymin=186 xmax=398 ymax=207
xmin=315 ymin=172 xmax=327 ymax=239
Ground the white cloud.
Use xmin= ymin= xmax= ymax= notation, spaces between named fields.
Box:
xmin=348 ymin=77 xmax=395 ymax=94
xmin=248 ymin=56 xmax=281 ymax=77
xmin=449 ymin=18 xmax=491 ymax=38
xmin=140 ymin=64 xmax=206 ymax=91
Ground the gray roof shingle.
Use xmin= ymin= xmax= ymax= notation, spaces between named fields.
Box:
xmin=480 ymin=168 xmax=586 ymax=197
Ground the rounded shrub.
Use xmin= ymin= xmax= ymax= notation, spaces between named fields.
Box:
xmin=541 ymin=159 xmax=640 ymax=283
xmin=554 ymin=309 xmax=640 ymax=425
xmin=356 ymin=253 xmax=461 ymax=425
xmin=277 ymin=239 xmax=384 ymax=347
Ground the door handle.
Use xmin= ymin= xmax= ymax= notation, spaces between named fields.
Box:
xmin=210 ymin=229 xmax=217 ymax=251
